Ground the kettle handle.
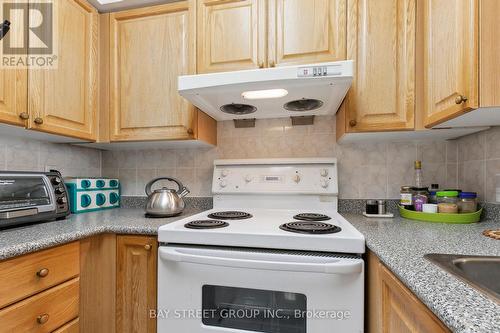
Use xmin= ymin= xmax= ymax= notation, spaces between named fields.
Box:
xmin=145 ymin=177 xmax=187 ymax=197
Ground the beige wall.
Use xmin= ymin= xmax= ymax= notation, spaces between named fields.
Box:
xmin=0 ymin=134 xmax=101 ymax=177
xmin=102 ymin=116 xmax=461 ymax=200
xmin=453 ymin=127 xmax=500 ymax=202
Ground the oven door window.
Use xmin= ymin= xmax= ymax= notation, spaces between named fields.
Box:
xmin=0 ymin=177 xmax=50 ymax=209
xmin=202 ymin=285 xmax=306 ymax=333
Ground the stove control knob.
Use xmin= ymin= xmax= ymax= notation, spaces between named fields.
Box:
xmin=320 ymin=169 xmax=329 ymax=177
xmin=219 ymin=180 xmax=228 ymax=188
xmin=293 ymin=174 xmax=301 ymax=183
xmin=221 ymin=169 xmax=229 ymax=177
xmin=320 ymin=180 xmax=329 ymax=188
xmin=244 ymin=175 xmax=253 ymax=183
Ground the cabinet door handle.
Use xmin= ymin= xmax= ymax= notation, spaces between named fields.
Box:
xmin=349 ymin=120 xmax=357 ymax=127
xmin=19 ymin=112 xmax=29 ymax=120
xmin=34 ymin=117 xmax=44 ymax=125
xmin=36 ymin=268 xmax=49 ymax=277
xmin=144 ymin=244 xmax=152 ymax=251
xmin=37 ymin=313 xmax=49 ymax=325
xmin=455 ymin=95 xmax=468 ymax=104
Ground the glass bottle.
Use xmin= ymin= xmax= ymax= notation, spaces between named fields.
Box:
xmin=414 ymin=160 xmax=424 ymax=188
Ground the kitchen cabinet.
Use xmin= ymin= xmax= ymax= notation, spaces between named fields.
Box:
xmin=116 ymin=235 xmax=157 ymax=333
xmin=108 ymin=2 xmax=216 ymax=145
xmin=0 ymin=69 xmax=28 ymax=127
xmin=268 ymin=0 xmax=346 ymax=67
xmin=197 ymin=0 xmax=346 ymax=73
xmin=28 ymin=0 xmax=98 ymax=141
xmin=422 ymin=0 xmax=500 ymax=128
xmin=0 ymin=242 xmax=80 ymax=333
xmin=197 ymin=0 xmax=266 ymax=73
xmin=367 ymin=251 xmax=451 ymax=333
xmin=337 ymin=0 xmax=416 ymax=138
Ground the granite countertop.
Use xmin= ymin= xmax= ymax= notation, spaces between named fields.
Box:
xmin=0 ymin=207 xmax=205 ymax=261
xmin=342 ymin=213 xmax=500 ymax=333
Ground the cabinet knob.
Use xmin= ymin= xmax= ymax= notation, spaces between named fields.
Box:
xmin=37 ymin=313 xmax=49 ymax=325
xmin=269 ymin=60 xmax=276 ymax=67
xmin=144 ymin=244 xmax=152 ymax=251
xmin=19 ymin=112 xmax=29 ymax=120
xmin=36 ymin=268 xmax=49 ymax=278
xmin=349 ymin=120 xmax=357 ymax=127
xmin=258 ymin=62 xmax=264 ymax=68
xmin=455 ymin=95 xmax=468 ymax=104
xmin=187 ymin=128 xmax=194 ymax=135
xmin=34 ymin=117 xmax=44 ymax=125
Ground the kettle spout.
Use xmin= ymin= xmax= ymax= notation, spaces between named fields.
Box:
xmin=179 ymin=187 xmax=190 ymax=198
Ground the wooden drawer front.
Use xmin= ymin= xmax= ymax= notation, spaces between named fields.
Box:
xmin=0 ymin=242 xmax=80 ymax=309
xmin=0 ymin=278 xmax=79 ymax=333
xmin=53 ymin=318 xmax=79 ymax=333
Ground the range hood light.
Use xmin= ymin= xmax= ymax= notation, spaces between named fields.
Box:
xmin=242 ymin=89 xmax=288 ymax=100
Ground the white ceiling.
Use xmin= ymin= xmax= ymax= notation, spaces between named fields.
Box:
xmin=87 ymin=0 xmax=179 ymax=13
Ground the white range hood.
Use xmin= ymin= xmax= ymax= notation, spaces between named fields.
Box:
xmin=178 ymin=60 xmax=353 ymax=121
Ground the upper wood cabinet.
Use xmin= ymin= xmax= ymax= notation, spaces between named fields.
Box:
xmin=197 ymin=0 xmax=266 ymax=73
xmin=268 ymin=0 xmax=346 ymax=67
xmin=109 ymin=2 xmax=204 ymax=142
xmin=116 ymin=235 xmax=157 ymax=333
xmin=0 ymin=69 xmax=27 ymax=127
xmin=197 ymin=0 xmax=346 ymax=73
xmin=421 ymin=0 xmax=478 ymax=128
xmin=337 ymin=0 xmax=416 ymax=137
xmin=28 ymin=0 xmax=98 ymax=141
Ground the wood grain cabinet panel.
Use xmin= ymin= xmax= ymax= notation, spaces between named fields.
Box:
xmin=342 ymin=0 xmax=416 ymax=134
xmin=422 ymin=0 xmax=479 ymax=128
xmin=28 ymin=0 xmax=98 ymax=141
xmin=109 ymin=2 xmax=198 ymax=142
xmin=0 ymin=68 xmax=27 ymax=126
xmin=0 ymin=278 xmax=79 ymax=333
xmin=367 ymin=250 xmax=451 ymax=333
xmin=0 ymin=242 xmax=80 ymax=309
xmin=53 ymin=318 xmax=79 ymax=333
xmin=116 ymin=235 xmax=158 ymax=333
xmin=268 ymin=0 xmax=346 ymax=66
xmin=197 ymin=0 xmax=266 ymax=73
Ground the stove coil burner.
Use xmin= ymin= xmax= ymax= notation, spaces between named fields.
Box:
xmin=207 ymin=211 xmax=253 ymax=220
xmin=280 ymin=222 xmax=341 ymax=234
xmin=293 ymin=213 xmax=332 ymax=221
xmin=185 ymin=220 xmax=229 ymax=229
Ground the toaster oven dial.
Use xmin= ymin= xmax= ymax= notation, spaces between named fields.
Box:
xmin=51 ymin=177 xmax=61 ymax=185
xmin=55 ymin=187 xmax=64 ymax=195
xmin=57 ymin=197 xmax=67 ymax=205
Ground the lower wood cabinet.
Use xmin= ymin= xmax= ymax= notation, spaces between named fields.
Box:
xmin=367 ymin=251 xmax=450 ymax=333
xmin=0 ymin=242 xmax=80 ymax=333
xmin=116 ymin=235 xmax=158 ymax=333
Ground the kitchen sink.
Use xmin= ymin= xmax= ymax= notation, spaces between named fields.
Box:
xmin=424 ymin=253 xmax=500 ymax=303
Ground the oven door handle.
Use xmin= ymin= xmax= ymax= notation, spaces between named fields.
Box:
xmin=159 ymin=247 xmax=363 ymax=275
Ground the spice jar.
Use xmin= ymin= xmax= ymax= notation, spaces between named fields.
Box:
xmin=400 ymin=186 xmax=413 ymax=209
xmin=438 ymin=203 xmax=459 ymax=214
xmin=412 ymin=187 xmax=429 ymax=212
xmin=458 ymin=192 xmax=478 ymax=213
xmin=436 ymin=191 xmax=459 ymax=204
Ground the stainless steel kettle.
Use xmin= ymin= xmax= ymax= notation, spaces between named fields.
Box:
xmin=145 ymin=177 xmax=190 ymax=217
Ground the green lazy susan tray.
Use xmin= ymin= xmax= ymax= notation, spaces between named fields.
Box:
xmin=399 ymin=205 xmax=482 ymax=224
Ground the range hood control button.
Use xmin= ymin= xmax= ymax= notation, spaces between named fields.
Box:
xmin=221 ymin=170 xmax=229 ymax=177
xmin=321 ymin=180 xmax=329 ymax=188
xmin=244 ymin=175 xmax=253 ymax=183
xmin=320 ymin=169 xmax=329 ymax=177
xmin=220 ymin=180 xmax=227 ymax=188
xmin=293 ymin=174 xmax=301 ymax=183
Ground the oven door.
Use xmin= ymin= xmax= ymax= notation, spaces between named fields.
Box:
xmin=157 ymin=245 xmax=364 ymax=333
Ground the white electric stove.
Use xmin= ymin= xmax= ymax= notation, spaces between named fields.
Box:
xmin=157 ymin=158 xmax=365 ymax=333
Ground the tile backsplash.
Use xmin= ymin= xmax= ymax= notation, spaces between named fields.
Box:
xmin=2 ymin=119 xmax=499 ymax=203
xmin=99 ymin=116 xmax=470 ymax=200
xmin=0 ymin=133 xmax=101 ymax=177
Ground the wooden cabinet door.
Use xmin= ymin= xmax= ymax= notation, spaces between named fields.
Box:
xmin=422 ymin=0 xmax=478 ymax=128
xmin=110 ymin=2 xmax=196 ymax=141
xmin=28 ymin=0 xmax=98 ymax=141
xmin=116 ymin=235 xmax=157 ymax=333
xmin=0 ymin=69 xmax=27 ymax=127
xmin=268 ymin=0 xmax=346 ymax=67
xmin=197 ymin=0 xmax=266 ymax=73
xmin=379 ymin=264 xmax=450 ymax=333
xmin=344 ymin=0 xmax=415 ymax=133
